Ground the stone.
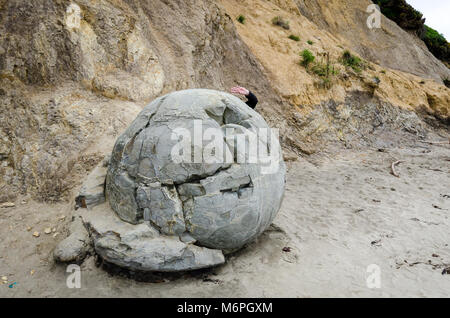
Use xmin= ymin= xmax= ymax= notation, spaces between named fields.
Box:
xmin=180 ymin=232 xmax=197 ymax=244
xmin=53 ymin=215 xmax=90 ymax=263
xmin=0 ymin=202 xmax=15 ymax=208
xmin=106 ymin=89 xmax=286 ymax=251
xmin=75 ymin=164 xmax=107 ymax=209
xmin=82 ymin=203 xmax=224 ymax=272
xmin=136 ymin=184 xmax=186 ymax=236
xmin=44 ymin=228 xmax=51 ymax=234
xmin=32 ymin=232 xmax=40 ymax=237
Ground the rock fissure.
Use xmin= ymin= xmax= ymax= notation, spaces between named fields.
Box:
xmin=60 ymin=89 xmax=285 ymax=271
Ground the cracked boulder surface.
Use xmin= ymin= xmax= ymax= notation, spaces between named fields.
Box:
xmin=105 ymin=89 xmax=286 ymax=256
xmin=82 ymin=203 xmax=225 ymax=272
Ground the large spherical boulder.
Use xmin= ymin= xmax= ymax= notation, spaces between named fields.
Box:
xmin=106 ymin=89 xmax=285 ymax=251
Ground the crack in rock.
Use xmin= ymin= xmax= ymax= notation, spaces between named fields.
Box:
xmin=94 ymin=89 xmax=285 ymax=271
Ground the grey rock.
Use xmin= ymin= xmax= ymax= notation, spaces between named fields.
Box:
xmin=137 ymin=184 xmax=186 ymax=236
xmin=75 ymin=164 xmax=107 ymax=209
xmin=53 ymin=215 xmax=90 ymax=264
xmin=106 ymin=89 xmax=286 ymax=251
xmin=180 ymin=232 xmax=197 ymax=244
xmin=200 ymin=165 xmax=251 ymax=194
xmin=177 ymin=183 xmax=205 ymax=198
xmin=82 ymin=203 xmax=224 ymax=272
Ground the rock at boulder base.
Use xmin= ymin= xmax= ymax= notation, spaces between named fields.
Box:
xmin=53 ymin=215 xmax=90 ymax=264
xmin=75 ymin=164 xmax=107 ymax=209
xmin=82 ymin=203 xmax=225 ymax=272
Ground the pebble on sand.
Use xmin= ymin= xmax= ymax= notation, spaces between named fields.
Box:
xmin=0 ymin=202 xmax=15 ymax=208
xmin=44 ymin=228 xmax=52 ymax=234
xmin=33 ymin=232 xmax=40 ymax=237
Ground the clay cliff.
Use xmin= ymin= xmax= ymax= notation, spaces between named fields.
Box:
xmin=0 ymin=0 xmax=449 ymax=203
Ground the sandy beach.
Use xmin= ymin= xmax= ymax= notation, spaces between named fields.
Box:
xmin=1 ymin=143 xmax=449 ymax=298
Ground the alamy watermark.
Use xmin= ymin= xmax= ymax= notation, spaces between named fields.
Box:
xmin=170 ymin=120 xmax=281 ymax=175
xmin=366 ymin=264 xmax=381 ymax=289
xmin=66 ymin=264 xmax=81 ymax=289
xmin=367 ymin=4 xmax=381 ymax=29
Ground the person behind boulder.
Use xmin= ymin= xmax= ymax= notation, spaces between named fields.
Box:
xmin=230 ymin=86 xmax=258 ymax=109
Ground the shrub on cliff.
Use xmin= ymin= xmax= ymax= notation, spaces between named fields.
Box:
xmin=443 ymin=78 xmax=450 ymax=88
xmin=237 ymin=15 xmax=246 ymax=24
xmin=422 ymin=25 xmax=450 ymax=63
xmin=374 ymin=0 xmax=424 ymax=33
xmin=300 ymin=49 xmax=315 ymax=68
xmin=341 ymin=50 xmax=364 ymax=73
xmin=375 ymin=0 xmax=449 ymax=65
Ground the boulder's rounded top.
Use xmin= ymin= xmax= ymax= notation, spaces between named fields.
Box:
xmin=106 ymin=89 xmax=285 ymax=251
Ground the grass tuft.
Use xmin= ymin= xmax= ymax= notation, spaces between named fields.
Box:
xmin=341 ymin=50 xmax=364 ymax=73
xmin=300 ymin=49 xmax=315 ymax=68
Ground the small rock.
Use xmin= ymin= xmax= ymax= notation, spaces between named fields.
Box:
xmin=30 ymin=270 xmax=35 ymax=276
xmin=432 ymin=253 xmax=439 ymax=258
xmin=58 ymin=215 xmax=66 ymax=221
xmin=75 ymin=164 xmax=107 ymax=209
xmin=0 ymin=202 xmax=15 ymax=208
xmin=180 ymin=232 xmax=196 ymax=244
xmin=283 ymin=153 xmax=298 ymax=162
xmin=53 ymin=216 xmax=90 ymax=263
xmin=44 ymin=228 xmax=52 ymax=234
xmin=33 ymin=231 xmax=40 ymax=237
xmin=1 ymin=276 xmax=7 ymax=281
xmin=282 ymin=247 xmax=292 ymax=252
xmin=371 ymin=239 xmax=382 ymax=246
xmin=52 ymin=228 xmax=56 ymax=233
xmin=26 ymin=226 xmax=32 ymax=232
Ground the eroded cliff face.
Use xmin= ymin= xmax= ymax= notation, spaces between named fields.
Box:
xmin=0 ymin=0 xmax=283 ymax=202
xmin=219 ymin=0 xmax=449 ymax=151
xmin=0 ymin=0 xmax=449 ymax=202
xmin=293 ymin=0 xmax=450 ymax=81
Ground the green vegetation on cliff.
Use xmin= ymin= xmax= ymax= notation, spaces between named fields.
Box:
xmin=422 ymin=25 xmax=449 ymax=63
xmin=374 ymin=0 xmax=449 ymax=66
